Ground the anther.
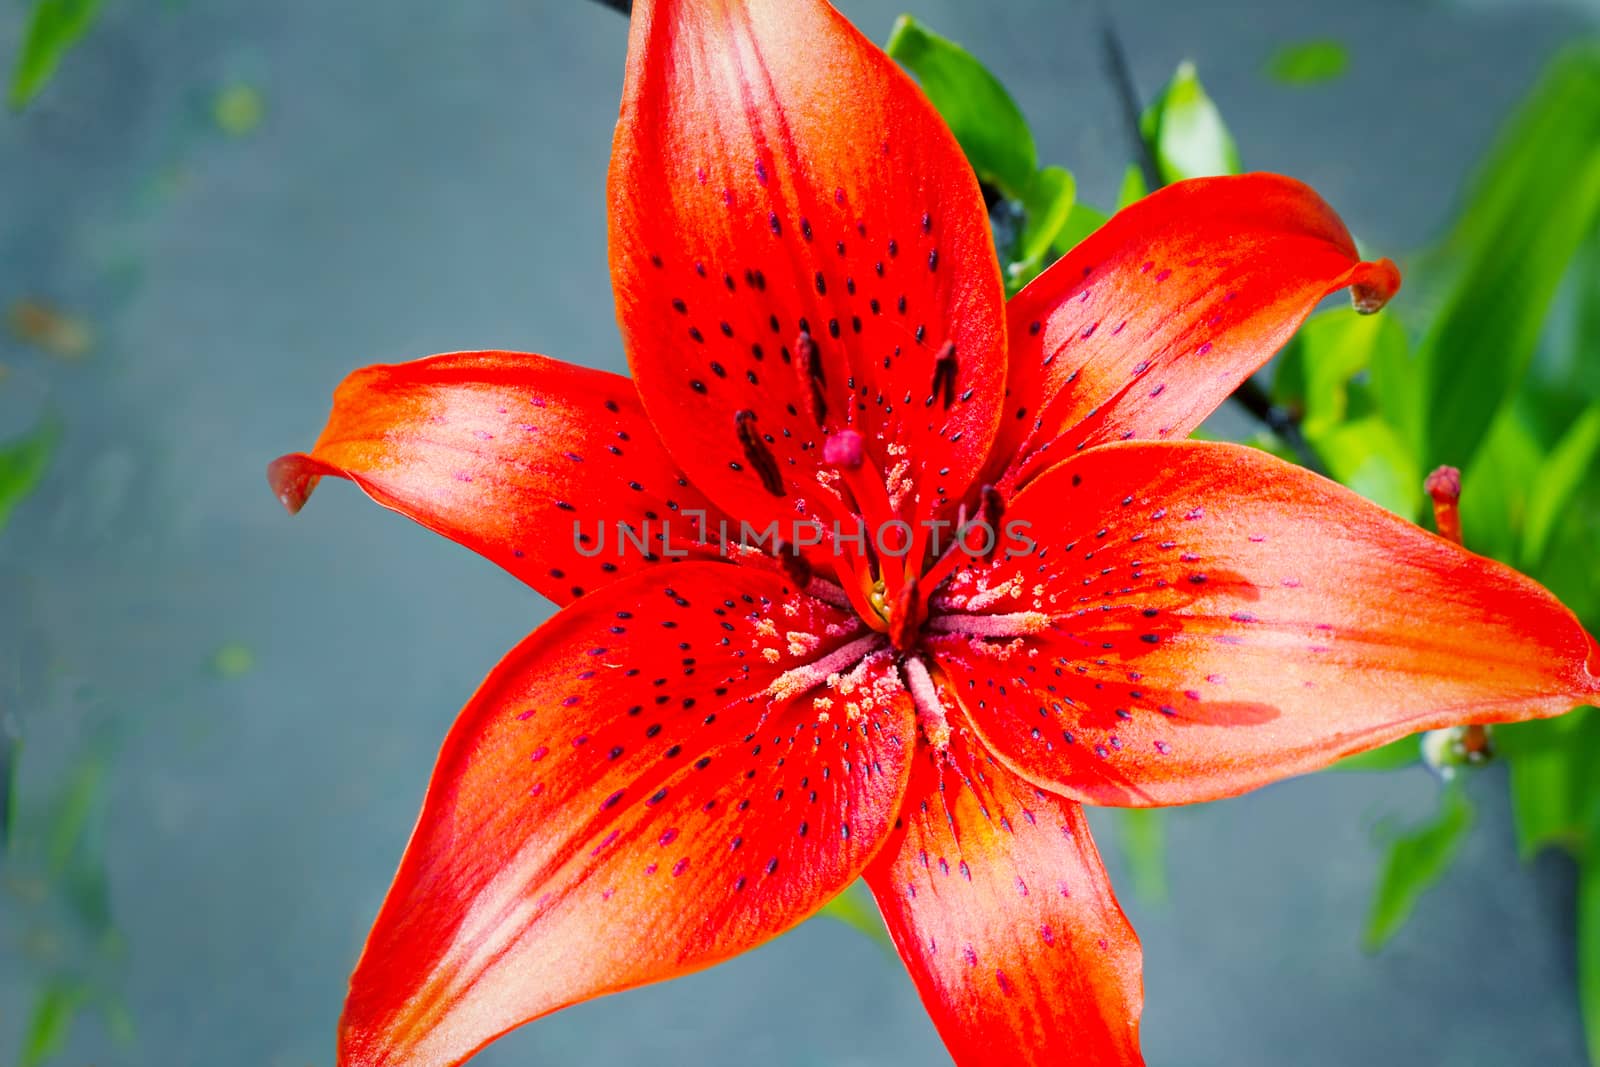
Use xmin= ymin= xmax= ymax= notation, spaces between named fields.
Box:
xmin=1425 ymin=465 xmax=1461 ymax=546
xmin=928 ymin=340 xmax=958 ymax=409
xmin=734 ymin=409 xmax=785 ymax=497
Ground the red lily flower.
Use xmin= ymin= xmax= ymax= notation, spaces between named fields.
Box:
xmin=269 ymin=2 xmax=1600 ymax=1064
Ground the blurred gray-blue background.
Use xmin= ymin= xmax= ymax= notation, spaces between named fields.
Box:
xmin=1 ymin=1 xmax=1595 ymax=1064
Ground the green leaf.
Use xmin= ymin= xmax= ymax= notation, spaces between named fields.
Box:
xmin=0 ymin=419 xmax=59 ymax=533
xmin=886 ymin=16 xmax=1037 ymax=198
xmin=1278 ymin=308 xmax=1408 ymax=438
xmin=1581 ymin=850 xmax=1600 ymax=1067
xmin=1265 ymin=39 xmax=1350 ymax=86
xmin=209 ymin=642 xmax=256 ymax=679
xmin=1330 ymin=735 xmax=1422 ymax=772
xmin=101 ymin=998 xmax=136 ymax=1049
xmin=19 ymin=980 xmax=84 ymax=1067
xmin=1116 ymin=808 xmax=1168 ymax=905
xmin=1522 ymin=403 xmax=1600 ymax=569
xmin=1504 ymin=709 xmax=1600 ymax=860
xmin=1459 ymin=403 xmax=1547 ymax=562
xmin=1314 ymin=416 xmax=1424 ymax=518
xmin=1 ymin=732 xmax=18 ymax=851
xmin=1417 ymin=45 xmax=1600 ymax=471
xmin=1115 ymin=164 xmax=1147 ymax=210
xmin=1054 ymin=201 xmax=1109 ymax=255
xmin=1004 ymin=166 xmax=1076 ymax=292
xmin=1016 ymin=167 xmax=1075 ymax=267
xmin=1139 ymin=61 xmax=1242 ymax=184
xmin=212 ymin=82 xmax=264 ymax=137
xmin=9 ymin=0 xmax=103 ymax=111
xmin=814 ymin=880 xmax=892 ymax=951
xmin=1364 ymin=786 xmax=1475 ymax=950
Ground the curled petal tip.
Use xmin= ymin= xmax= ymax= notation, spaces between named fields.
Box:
xmin=1350 ymin=256 xmax=1401 ymax=314
xmin=267 ymin=453 xmax=320 ymax=514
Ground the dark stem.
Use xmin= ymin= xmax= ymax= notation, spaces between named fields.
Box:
xmin=1230 ymin=378 xmax=1326 ymax=475
xmin=588 ymin=0 xmax=631 ymax=12
xmin=1096 ymin=13 xmax=1162 ymax=196
xmin=1098 ymin=10 xmax=1321 ymax=472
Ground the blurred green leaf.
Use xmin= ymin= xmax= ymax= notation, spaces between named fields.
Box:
xmin=19 ymin=980 xmax=84 ymax=1067
xmin=212 ymin=82 xmax=264 ymax=137
xmin=1417 ymin=44 xmax=1600 ymax=471
xmin=0 ymin=418 xmax=59 ymax=533
xmin=1265 ymin=39 xmax=1349 ymax=86
xmin=1504 ymin=709 xmax=1600 ymax=860
xmin=47 ymin=755 xmax=105 ymax=875
xmin=210 ymin=642 xmax=256 ymax=679
xmin=102 ymin=998 xmax=137 ymax=1048
xmin=1274 ymin=309 xmax=1423 ymax=516
xmin=1015 ymin=167 xmax=1075 ymax=268
xmin=1522 ymin=404 xmax=1600 ymax=569
xmin=1582 ymin=850 xmax=1600 ymax=1067
xmin=1116 ymin=164 xmax=1148 ymax=210
xmin=1274 ymin=309 xmax=1405 ymax=436
xmin=1117 ymin=808 xmax=1168 ymax=905
xmin=886 ymin=16 xmax=1037 ymax=198
xmin=815 ymin=880 xmax=892 ymax=951
xmin=2 ymin=733 xmax=18 ymax=851
xmin=1240 ymin=430 xmax=1299 ymax=463
xmin=1315 ymin=416 xmax=1423 ymax=518
xmin=1140 ymin=61 xmax=1242 ymax=184
xmin=1054 ymin=201 xmax=1110 ymax=255
xmin=1459 ymin=402 xmax=1547 ymax=561
xmin=9 ymin=0 xmax=102 ymax=110
xmin=1330 ymin=735 xmax=1422 ymax=772
xmin=1365 ymin=786 xmax=1475 ymax=950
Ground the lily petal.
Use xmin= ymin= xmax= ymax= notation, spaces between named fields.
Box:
xmin=339 ymin=562 xmax=914 ymax=1066
xmin=994 ymin=175 xmax=1400 ymax=489
xmin=930 ymin=441 xmax=1600 ymax=806
xmin=268 ymin=352 xmax=732 ymax=605
xmin=866 ymin=724 xmax=1143 ymax=1066
xmin=609 ymin=0 xmax=1005 ymax=534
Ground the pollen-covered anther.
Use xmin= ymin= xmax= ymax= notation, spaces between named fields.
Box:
xmin=900 ymin=655 xmax=952 ymax=750
xmin=734 ymin=409 xmax=786 ymax=497
xmin=823 ymin=429 xmax=865 ymax=470
xmin=924 ymin=610 xmax=1052 ymax=637
xmin=766 ymin=633 xmax=883 ymax=704
xmin=928 ymin=340 xmax=957 ymax=409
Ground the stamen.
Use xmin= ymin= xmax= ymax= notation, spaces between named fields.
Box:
xmin=803 ymin=576 xmax=852 ymax=609
xmin=925 ymin=610 xmax=1052 ymax=637
xmin=1425 ymin=465 xmax=1462 ymax=546
xmin=766 ymin=633 xmax=884 ymax=703
xmin=899 ymin=655 xmax=952 ymax=750
xmin=734 ymin=409 xmax=785 ymax=496
xmin=928 ymin=340 xmax=958 ymax=409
